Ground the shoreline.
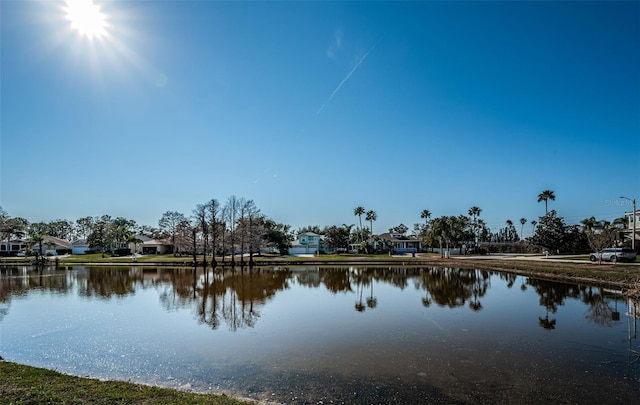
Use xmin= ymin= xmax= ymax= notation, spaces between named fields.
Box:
xmin=2 ymin=254 xmax=639 ymax=296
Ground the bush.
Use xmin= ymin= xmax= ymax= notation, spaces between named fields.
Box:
xmin=114 ymin=248 xmax=132 ymax=256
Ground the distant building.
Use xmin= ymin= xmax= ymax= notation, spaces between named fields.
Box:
xmin=0 ymin=239 xmax=28 ymax=255
xmin=289 ymin=232 xmax=324 ymax=255
xmin=623 ymin=209 xmax=640 ymax=243
xmin=375 ymin=232 xmax=422 ymax=253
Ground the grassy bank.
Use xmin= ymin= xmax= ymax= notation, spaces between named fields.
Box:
xmin=0 ymin=361 xmax=251 ymax=405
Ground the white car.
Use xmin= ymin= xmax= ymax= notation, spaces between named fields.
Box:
xmin=590 ymin=248 xmax=636 ymax=263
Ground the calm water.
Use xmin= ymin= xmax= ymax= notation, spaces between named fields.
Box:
xmin=1 ymin=265 xmax=639 ymax=404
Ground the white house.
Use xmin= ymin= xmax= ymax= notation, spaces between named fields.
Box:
xmin=289 ymin=232 xmax=324 ymax=255
xmin=624 ymin=208 xmax=640 ymax=243
xmin=375 ymin=232 xmax=422 ymax=253
xmin=0 ymin=239 xmax=28 ymax=255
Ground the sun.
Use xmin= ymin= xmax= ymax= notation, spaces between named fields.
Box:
xmin=64 ymin=0 xmax=108 ymax=39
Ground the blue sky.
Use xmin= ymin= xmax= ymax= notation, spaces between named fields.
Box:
xmin=2 ymin=1 xmax=639 ymax=237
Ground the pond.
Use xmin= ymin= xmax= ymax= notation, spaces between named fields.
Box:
xmin=1 ymin=265 xmax=639 ymax=404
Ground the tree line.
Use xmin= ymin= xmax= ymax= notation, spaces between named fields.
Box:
xmin=0 ymin=189 xmax=632 ymax=259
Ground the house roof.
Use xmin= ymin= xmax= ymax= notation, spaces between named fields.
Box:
xmin=376 ymin=232 xmax=421 ymax=242
xmin=298 ymin=232 xmax=321 ymax=237
xmin=42 ymin=235 xmax=72 ymax=249
xmin=141 ymin=238 xmax=171 ymax=246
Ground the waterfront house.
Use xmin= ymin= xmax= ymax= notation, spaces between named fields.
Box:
xmin=375 ymin=232 xmax=422 ymax=253
xmin=289 ymin=232 xmax=324 ymax=255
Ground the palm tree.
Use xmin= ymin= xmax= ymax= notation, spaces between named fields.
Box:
xmin=127 ymin=234 xmax=143 ymax=259
xmin=468 ymin=206 xmax=482 ymax=246
xmin=519 ymin=218 xmax=527 ymax=240
xmin=531 ymin=220 xmax=537 ymax=234
xmin=612 ymin=217 xmax=627 ymax=229
xmin=354 ymin=206 xmax=365 ymax=241
xmin=44 ymin=240 xmax=56 ymax=254
xmin=366 ymin=282 xmax=377 ymax=309
xmin=506 ymin=219 xmax=514 ymax=241
xmin=537 ymin=190 xmax=556 ymax=215
xmin=580 ymin=216 xmax=598 ymax=231
xmin=420 ymin=209 xmax=432 ymax=225
xmin=468 ymin=206 xmax=481 ymax=221
xmin=365 ymin=210 xmax=377 ymax=237
xmin=27 ymin=233 xmax=45 ymax=262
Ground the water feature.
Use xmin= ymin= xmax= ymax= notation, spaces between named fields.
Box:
xmin=1 ymin=265 xmax=638 ymax=403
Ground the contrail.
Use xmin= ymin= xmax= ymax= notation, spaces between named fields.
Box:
xmin=317 ymin=36 xmax=384 ymax=114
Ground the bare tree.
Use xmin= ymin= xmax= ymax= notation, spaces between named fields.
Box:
xmin=225 ymin=195 xmax=241 ymax=266
xmin=237 ymin=198 xmax=250 ymax=265
xmin=207 ymin=199 xmax=220 ymax=266
xmin=159 ymin=211 xmax=187 ymax=254
xmin=241 ymin=200 xmax=262 ymax=265
xmin=175 ymin=220 xmax=193 ymax=255
xmin=220 ymin=205 xmax=229 ymax=264
xmin=193 ymin=204 xmax=208 ymax=266
xmin=585 ymin=220 xmax=615 ymax=265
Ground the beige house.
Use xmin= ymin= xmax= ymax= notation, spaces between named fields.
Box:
xmin=34 ymin=235 xmax=72 ymax=254
xmin=138 ymin=236 xmax=172 ymax=254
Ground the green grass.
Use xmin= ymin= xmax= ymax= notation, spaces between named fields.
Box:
xmin=553 ymin=255 xmax=590 ymax=261
xmin=0 ymin=361 xmax=251 ymax=405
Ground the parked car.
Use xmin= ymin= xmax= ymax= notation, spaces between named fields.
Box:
xmin=590 ymin=248 xmax=636 ymax=263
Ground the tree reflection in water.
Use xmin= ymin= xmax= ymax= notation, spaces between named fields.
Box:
xmin=2 ymin=265 xmax=640 ymax=404
xmin=527 ymin=279 xmax=581 ymax=330
xmin=415 ymin=268 xmax=490 ymax=310
xmin=0 ymin=265 xmax=635 ymax=333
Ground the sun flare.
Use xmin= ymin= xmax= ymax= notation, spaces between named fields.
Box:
xmin=64 ymin=0 xmax=108 ymax=39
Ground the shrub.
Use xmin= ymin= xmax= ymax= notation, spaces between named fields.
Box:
xmin=114 ymin=248 xmax=132 ymax=256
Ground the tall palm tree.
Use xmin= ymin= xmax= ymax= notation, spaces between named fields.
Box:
xmin=365 ymin=210 xmax=377 ymax=236
xmin=506 ymin=219 xmax=514 ymax=241
xmin=28 ymin=233 xmax=45 ymax=261
xmin=537 ymin=190 xmax=556 ymax=215
xmin=354 ymin=206 xmax=365 ymax=241
xmin=468 ymin=206 xmax=481 ymax=221
xmin=468 ymin=206 xmax=482 ymax=244
xmin=531 ymin=220 xmax=537 ymax=235
xmin=519 ymin=218 xmax=527 ymax=240
xmin=127 ymin=233 xmax=143 ymax=258
xmin=420 ymin=209 xmax=432 ymax=225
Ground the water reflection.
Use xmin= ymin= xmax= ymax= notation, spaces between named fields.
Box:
xmin=1 ymin=265 xmax=640 ymax=403
xmin=0 ymin=265 xmax=635 ymax=333
xmin=417 ymin=268 xmax=491 ymax=311
xmin=0 ymin=266 xmax=625 ymax=329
